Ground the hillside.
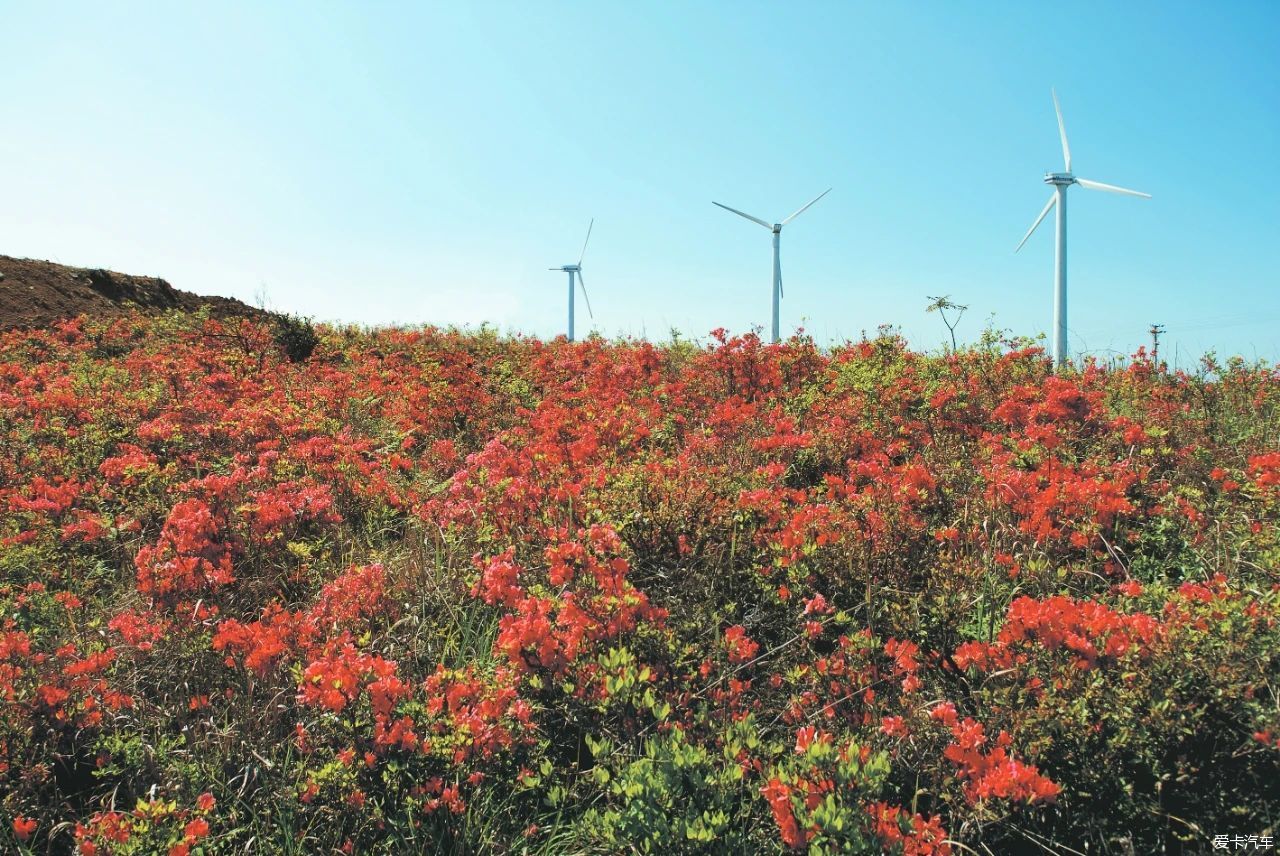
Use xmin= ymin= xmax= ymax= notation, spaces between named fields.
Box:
xmin=0 ymin=255 xmax=260 ymax=330
xmin=1 ymin=316 xmax=1277 ymax=854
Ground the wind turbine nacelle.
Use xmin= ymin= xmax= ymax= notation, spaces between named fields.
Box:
xmin=1044 ymin=172 xmax=1076 ymax=186
xmin=562 ymin=264 xmax=580 ymax=272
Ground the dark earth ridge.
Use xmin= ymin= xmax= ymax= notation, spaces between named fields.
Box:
xmin=0 ymin=254 xmax=261 ymax=331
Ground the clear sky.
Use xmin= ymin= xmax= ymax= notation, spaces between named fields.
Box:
xmin=2 ymin=2 xmax=1277 ymax=364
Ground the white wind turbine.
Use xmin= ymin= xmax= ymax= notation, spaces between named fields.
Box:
xmin=1016 ymin=89 xmax=1150 ymax=370
xmin=549 ymin=219 xmax=595 ymax=342
xmin=714 ymin=188 xmax=831 ymax=344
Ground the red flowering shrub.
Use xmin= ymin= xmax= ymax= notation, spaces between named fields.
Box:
xmin=0 ymin=314 xmax=1276 ymax=853
xmin=71 ymin=792 xmax=216 ymax=856
xmin=134 ymin=498 xmax=237 ymax=602
xmin=953 ymin=595 xmax=1159 ymax=671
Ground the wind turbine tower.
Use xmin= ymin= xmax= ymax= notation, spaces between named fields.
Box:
xmin=713 ymin=188 xmax=831 ymax=344
xmin=550 ymin=219 xmax=595 ymax=342
xmin=1016 ymin=89 xmax=1150 ymax=370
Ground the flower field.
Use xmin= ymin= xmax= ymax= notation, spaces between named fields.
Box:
xmin=2 ymin=312 xmax=1278 ymax=854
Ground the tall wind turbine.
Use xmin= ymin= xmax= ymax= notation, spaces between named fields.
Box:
xmin=713 ymin=188 xmax=831 ymax=344
xmin=1016 ymin=89 xmax=1150 ymax=370
xmin=550 ymin=219 xmax=595 ymax=342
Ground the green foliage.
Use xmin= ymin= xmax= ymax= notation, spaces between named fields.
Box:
xmin=578 ymin=724 xmax=764 ymax=854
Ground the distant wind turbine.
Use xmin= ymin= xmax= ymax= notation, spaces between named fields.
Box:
xmin=713 ymin=188 xmax=831 ymax=344
xmin=549 ymin=219 xmax=595 ymax=342
xmin=1016 ymin=89 xmax=1150 ymax=370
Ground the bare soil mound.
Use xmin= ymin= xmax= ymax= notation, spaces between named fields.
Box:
xmin=0 ymin=255 xmax=262 ymax=330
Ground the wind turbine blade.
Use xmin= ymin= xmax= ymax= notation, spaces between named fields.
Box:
xmin=576 ymin=271 xmax=594 ymax=318
xmin=1076 ymin=178 xmax=1151 ymax=199
xmin=712 ymin=201 xmax=772 ymax=229
xmin=777 ymin=267 xmax=783 ymax=299
xmin=578 ymin=218 xmax=594 ymax=266
xmin=781 ymin=187 xmax=832 ymax=225
xmin=1015 ymin=192 xmax=1058 ymax=253
xmin=1052 ymin=88 xmax=1072 ymax=173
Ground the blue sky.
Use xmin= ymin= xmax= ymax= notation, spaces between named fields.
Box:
xmin=2 ymin=2 xmax=1277 ymax=364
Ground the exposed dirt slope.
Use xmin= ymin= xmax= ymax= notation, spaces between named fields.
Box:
xmin=0 ymin=255 xmax=261 ymax=330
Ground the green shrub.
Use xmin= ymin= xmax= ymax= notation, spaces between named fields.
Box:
xmin=272 ymin=312 xmax=319 ymax=362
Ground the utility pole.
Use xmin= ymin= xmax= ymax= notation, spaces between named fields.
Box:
xmin=1149 ymin=324 xmax=1165 ymax=368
